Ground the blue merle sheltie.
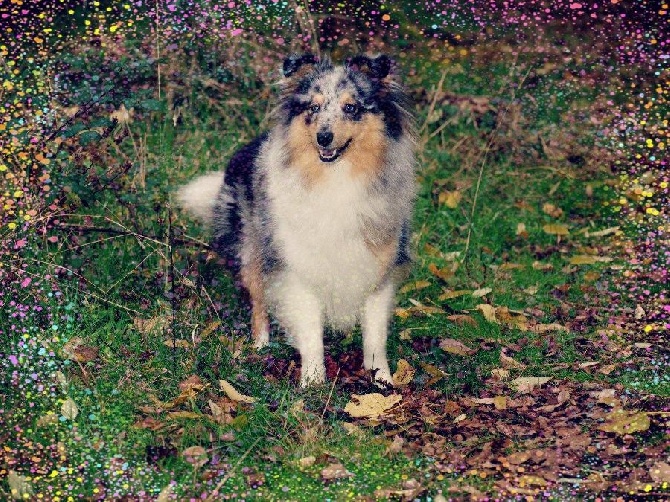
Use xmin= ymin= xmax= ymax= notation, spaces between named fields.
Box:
xmin=178 ymin=54 xmax=416 ymax=386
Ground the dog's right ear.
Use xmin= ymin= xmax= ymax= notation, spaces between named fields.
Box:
xmin=283 ymin=53 xmax=317 ymax=78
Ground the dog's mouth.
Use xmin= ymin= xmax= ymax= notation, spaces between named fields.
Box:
xmin=318 ymin=138 xmax=352 ymax=163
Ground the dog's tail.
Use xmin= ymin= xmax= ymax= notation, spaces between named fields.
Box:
xmin=176 ymin=172 xmax=230 ymax=225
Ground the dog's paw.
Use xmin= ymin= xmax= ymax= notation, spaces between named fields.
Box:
xmin=300 ymin=363 xmax=326 ymax=387
xmin=373 ymin=367 xmax=393 ymax=387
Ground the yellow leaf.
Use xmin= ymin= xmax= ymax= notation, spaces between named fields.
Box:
xmin=516 ymin=222 xmax=528 ymax=237
xmin=598 ymin=409 xmax=650 ymax=435
xmin=61 ymin=397 xmax=79 ymax=421
xmin=510 ymin=376 xmax=552 ymax=393
xmin=392 ymin=359 xmax=415 ymax=386
xmin=344 ymin=393 xmax=402 ymax=419
xmin=493 ymin=395 xmax=507 ymax=410
xmin=219 ymin=380 xmax=256 ymax=403
xmin=438 ymin=190 xmax=462 ymax=208
xmin=476 ymin=304 xmax=497 ymax=323
xmin=472 ymin=287 xmax=492 ymax=298
xmin=428 ymin=262 xmax=453 ymax=281
xmin=438 ymin=289 xmax=471 ymax=300
xmin=399 ymin=280 xmax=431 ymax=294
xmin=543 ymin=223 xmax=569 ymax=235
xmin=439 ymin=338 xmax=476 ymax=356
xmin=569 ymin=255 xmax=597 ymax=265
xmin=500 ymin=351 xmax=526 ymax=370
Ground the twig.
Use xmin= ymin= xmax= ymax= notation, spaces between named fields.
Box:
xmin=321 ymin=367 xmax=340 ymax=421
xmin=205 ymin=437 xmax=262 ymax=501
xmin=419 ymin=68 xmax=448 ymax=135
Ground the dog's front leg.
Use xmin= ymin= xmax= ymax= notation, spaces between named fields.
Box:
xmin=362 ymin=280 xmax=395 ymax=384
xmin=276 ymin=276 xmax=326 ymax=386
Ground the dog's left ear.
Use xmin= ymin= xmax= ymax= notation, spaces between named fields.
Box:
xmin=283 ymin=53 xmax=318 ymax=78
xmin=346 ymin=54 xmax=392 ymax=79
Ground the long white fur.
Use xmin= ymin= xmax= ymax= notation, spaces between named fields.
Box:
xmin=176 ymin=172 xmax=226 ymax=225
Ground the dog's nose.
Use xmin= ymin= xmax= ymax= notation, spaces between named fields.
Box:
xmin=316 ymin=131 xmax=334 ymax=147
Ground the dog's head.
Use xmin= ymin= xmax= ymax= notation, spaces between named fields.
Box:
xmin=279 ymin=54 xmax=412 ymax=169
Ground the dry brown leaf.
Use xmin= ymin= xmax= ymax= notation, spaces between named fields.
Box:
xmin=392 ymin=359 xmax=415 ymax=387
xmin=493 ymin=395 xmax=507 ymax=410
xmin=586 ymin=226 xmax=620 ymax=237
xmin=182 ymin=446 xmax=208 ymax=468
xmin=472 ymin=287 xmax=492 ymax=298
xmin=321 ymin=463 xmax=353 ymax=481
xmin=510 ymin=376 xmax=552 ymax=393
xmin=491 ymin=368 xmax=510 ymax=380
xmin=219 ymin=380 xmax=256 ymax=404
xmin=134 ymin=316 xmax=169 ymax=333
xmin=532 ymin=261 xmax=554 ymax=271
xmin=344 ymin=393 xmax=402 ymax=419
xmin=447 ymin=314 xmax=477 ymax=326
xmin=420 ymin=362 xmax=446 ymax=385
xmin=476 ymin=304 xmax=497 ymax=323
xmin=166 ymin=411 xmax=201 ymax=420
xmin=438 ymin=190 xmax=463 ymax=208
xmin=399 ymin=280 xmax=431 ymax=294
xmin=598 ymin=409 xmax=650 ymax=435
xmin=516 ymin=222 xmax=528 ymax=237
xmin=8 ymin=470 xmax=32 ymax=500
xmin=163 ymin=339 xmax=191 ymax=349
xmin=298 ymin=456 xmax=316 ymax=468
xmin=110 ymin=103 xmax=133 ymax=124
xmin=61 ymin=397 xmax=79 ymax=421
xmin=542 ymin=203 xmax=563 ymax=218
xmin=428 ymin=263 xmax=453 ymax=281
xmin=438 ymin=289 xmax=471 ymax=300
xmin=649 ymin=461 xmax=670 ymax=484
xmin=543 ymin=223 xmax=569 ymax=236
xmin=530 ymin=322 xmax=568 ymax=333
xmin=179 ymin=375 xmax=205 ymax=392
xmin=500 ymin=351 xmax=526 ymax=370
xmin=439 ymin=338 xmax=476 ymax=356
xmin=200 ymin=321 xmax=222 ymax=338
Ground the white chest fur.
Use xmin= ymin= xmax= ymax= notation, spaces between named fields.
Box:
xmin=266 ymin=157 xmax=385 ymax=327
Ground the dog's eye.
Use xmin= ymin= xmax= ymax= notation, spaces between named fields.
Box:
xmin=309 ymin=104 xmax=320 ymax=113
xmin=343 ymin=103 xmax=358 ymax=114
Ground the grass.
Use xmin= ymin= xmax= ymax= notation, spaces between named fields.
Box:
xmin=2 ymin=14 xmax=668 ymax=501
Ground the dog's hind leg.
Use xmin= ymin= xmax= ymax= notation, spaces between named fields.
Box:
xmin=362 ymin=280 xmax=395 ymax=385
xmin=240 ymin=258 xmax=270 ymax=348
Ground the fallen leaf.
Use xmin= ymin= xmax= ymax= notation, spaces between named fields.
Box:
xmin=182 ymin=446 xmax=208 ymax=468
xmin=543 ymin=223 xmax=569 ymax=236
xmin=542 ymin=203 xmax=563 ymax=218
xmin=420 ymin=362 xmax=446 ymax=385
xmin=399 ymin=280 xmax=432 ymax=294
xmin=530 ymin=322 xmax=568 ymax=333
xmin=386 ymin=435 xmax=406 ymax=454
xmin=476 ymin=304 xmax=497 ymax=323
xmin=321 ymin=463 xmax=353 ymax=482
xmin=298 ymin=456 xmax=316 ymax=468
xmin=491 ymin=368 xmax=510 ymax=380
xmin=219 ymin=380 xmax=256 ymax=403
xmin=493 ymin=395 xmax=507 ymax=410
xmin=586 ymin=226 xmax=619 ymax=237
xmin=61 ymin=397 xmax=79 ymax=420
xmin=344 ymin=393 xmax=402 ymax=419
xmin=133 ymin=316 xmax=169 ymax=333
xmin=392 ymin=359 xmax=415 ymax=386
xmin=438 ymin=289 xmax=472 ymax=300
xmin=500 ymin=351 xmax=526 ymax=370
xmin=569 ymin=255 xmax=613 ymax=265
xmin=472 ymin=287 xmax=492 ymax=297
xmin=516 ymin=222 xmax=528 ymax=237
xmin=179 ymin=375 xmax=205 ymax=392
xmin=439 ymin=338 xmax=476 ymax=356
xmin=156 ymin=484 xmax=174 ymax=502
xmin=649 ymin=461 xmax=670 ymax=484
xmin=598 ymin=410 xmax=650 ymax=435
xmin=446 ymin=314 xmax=477 ymax=326
xmin=438 ymin=190 xmax=463 ymax=208
xmin=510 ymin=376 xmax=552 ymax=393
xmin=208 ymin=400 xmax=231 ymax=425
xmin=163 ymin=339 xmax=191 ymax=349
xmin=8 ymin=470 xmax=32 ymax=500
xmin=532 ymin=261 xmax=554 ymax=271
xmin=428 ymin=263 xmax=453 ymax=281
xmin=110 ymin=103 xmax=133 ymax=124
xmin=166 ymin=411 xmax=202 ymax=420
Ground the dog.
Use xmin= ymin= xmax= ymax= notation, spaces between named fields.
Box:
xmin=178 ymin=54 xmax=416 ymax=386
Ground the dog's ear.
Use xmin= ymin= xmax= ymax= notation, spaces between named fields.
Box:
xmin=283 ymin=53 xmax=317 ymax=78
xmin=346 ymin=54 xmax=392 ymax=80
